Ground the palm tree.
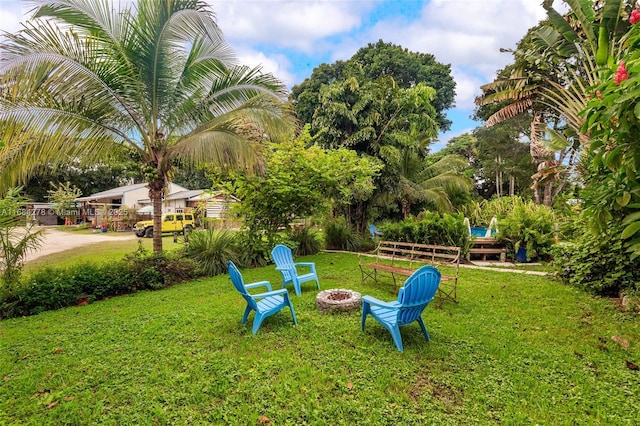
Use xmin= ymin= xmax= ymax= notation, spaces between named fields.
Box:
xmin=477 ymin=0 xmax=630 ymax=205
xmin=0 ymin=0 xmax=293 ymax=253
xmin=381 ymin=149 xmax=471 ymax=218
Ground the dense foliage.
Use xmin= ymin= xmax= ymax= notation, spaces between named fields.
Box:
xmin=582 ymin=14 xmax=640 ymax=259
xmin=378 ymin=213 xmax=470 ymax=255
xmin=495 ymin=201 xmax=557 ymax=261
xmin=552 ymin=222 xmax=640 ymax=296
xmin=0 ymin=245 xmax=202 ymax=319
xmin=291 ymin=40 xmax=455 ymax=131
xmin=226 ymin=127 xmax=380 ymax=243
xmin=180 ymin=229 xmax=240 ymax=276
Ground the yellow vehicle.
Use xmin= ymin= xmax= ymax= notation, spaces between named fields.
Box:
xmin=134 ymin=213 xmax=195 ymax=238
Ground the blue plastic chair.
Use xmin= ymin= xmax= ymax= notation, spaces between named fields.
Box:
xmin=271 ymin=244 xmax=320 ymax=296
xmin=227 ymin=261 xmax=298 ymax=334
xmin=361 ymin=265 xmax=441 ymax=351
xmin=369 ymin=224 xmax=383 ymax=239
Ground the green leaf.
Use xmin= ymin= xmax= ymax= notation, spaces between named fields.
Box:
xmin=621 ymin=221 xmax=640 ymax=239
xmin=622 ymin=210 xmax=640 ymax=224
xmin=616 ymin=191 xmax=631 ymax=206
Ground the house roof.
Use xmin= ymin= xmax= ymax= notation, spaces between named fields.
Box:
xmin=76 ymin=182 xmax=189 ymax=202
xmin=166 ymin=189 xmax=204 ymax=201
xmin=75 ymin=183 xmax=148 ymax=201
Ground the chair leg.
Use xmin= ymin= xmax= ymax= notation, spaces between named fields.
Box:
xmin=292 ymin=279 xmax=301 ymax=296
xmin=361 ymin=302 xmax=370 ymax=331
xmin=285 ymin=294 xmax=298 ymax=325
xmin=252 ymin=313 xmax=266 ymax=335
xmin=417 ymin=317 xmax=430 ymax=342
xmin=389 ymin=326 xmax=404 ymax=352
xmin=241 ymin=305 xmax=252 ymax=325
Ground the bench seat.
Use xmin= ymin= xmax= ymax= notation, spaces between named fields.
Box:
xmin=358 ymin=241 xmax=461 ymax=306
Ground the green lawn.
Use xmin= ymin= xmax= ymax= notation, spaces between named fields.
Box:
xmin=2 ymin=251 xmax=639 ymax=424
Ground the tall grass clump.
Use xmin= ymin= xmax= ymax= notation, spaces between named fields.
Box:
xmin=290 ymin=226 xmax=323 ymax=256
xmin=181 ymin=228 xmax=240 ymax=276
xmin=324 ymin=217 xmax=364 ymax=251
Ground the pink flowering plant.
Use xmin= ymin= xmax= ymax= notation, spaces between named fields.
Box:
xmin=582 ymin=17 xmax=640 ymax=257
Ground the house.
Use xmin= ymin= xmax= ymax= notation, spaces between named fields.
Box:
xmin=141 ymin=189 xmax=239 ymax=219
xmin=75 ymin=182 xmax=189 ymax=227
xmin=75 ymin=183 xmax=238 ymax=228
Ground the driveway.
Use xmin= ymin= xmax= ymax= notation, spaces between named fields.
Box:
xmin=23 ymin=227 xmax=137 ymax=263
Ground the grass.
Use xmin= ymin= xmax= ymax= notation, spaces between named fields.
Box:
xmin=2 ymin=252 xmax=640 ymax=424
xmin=23 ymin=235 xmax=183 ymax=273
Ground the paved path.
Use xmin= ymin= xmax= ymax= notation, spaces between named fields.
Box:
xmin=23 ymin=227 xmax=137 ymax=264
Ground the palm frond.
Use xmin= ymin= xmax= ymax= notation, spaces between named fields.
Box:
xmin=486 ymin=99 xmax=534 ymax=126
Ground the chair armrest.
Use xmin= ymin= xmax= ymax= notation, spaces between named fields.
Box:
xmin=294 ymin=262 xmax=316 ymax=272
xmin=252 ymin=288 xmax=289 ymax=299
xmin=245 ymin=280 xmax=272 ymax=292
xmin=362 ymin=295 xmax=400 ymax=309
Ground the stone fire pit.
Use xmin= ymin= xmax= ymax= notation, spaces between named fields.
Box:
xmin=316 ymin=289 xmax=362 ymax=313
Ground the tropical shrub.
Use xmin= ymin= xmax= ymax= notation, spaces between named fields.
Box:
xmin=0 ymin=246 xmax=203 ymax=319
xmin=462 ymin=196 xmax=529 ymax=226
xmin=379 ymin=212 xmax=470 ymax=254
xmin=290 ymin=227 xmax=323 ymax=256
xmin=235 ymin=231 xmax=278 ymax=268
xmin=323 ymin=217 xmax=368 ymax=251
xmin=0 ymin=188 xmax=44 ymax=286
xmin=495 ymin=201 xmax=557 ymax=261
xmin=551 ymin=221 xmax=640 ymax=296
xmin=181 ymin=229 xmax=240 ymax=276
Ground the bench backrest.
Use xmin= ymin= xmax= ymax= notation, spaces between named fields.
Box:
xmin=376 ymin=241 xmax=460 ymax=265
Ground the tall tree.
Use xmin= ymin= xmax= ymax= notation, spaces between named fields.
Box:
xmin=291 ymin=40 xmax=455 ymax=132
xmin=476 ymin=0 xmax=632 ymax=205
xmin=0 ymin=0 xmax=293 ymax=253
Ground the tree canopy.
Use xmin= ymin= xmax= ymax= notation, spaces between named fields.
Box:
xmin=291 ymin=40 xmax=456 ymax=132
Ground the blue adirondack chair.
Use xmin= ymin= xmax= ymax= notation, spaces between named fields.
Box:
xmin=227 ymin=261 xmax=298 ymax=334
xmin=369 ymin=224 xmax=383 ymax=239
xmin=270 ymin=244 xmax=320 ymax=296
xmin=361 ymin=265 xmax=441 ymax=351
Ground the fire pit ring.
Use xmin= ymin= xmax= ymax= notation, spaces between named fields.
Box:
xmin=316 ymin=289 xmax=362 ymax=313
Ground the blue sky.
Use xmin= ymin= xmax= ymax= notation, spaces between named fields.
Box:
xmin=0 ymin=0 xmax=553 ymax=150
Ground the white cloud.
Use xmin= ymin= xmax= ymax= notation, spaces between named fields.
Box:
xmin=234 ymin=47 xmax=296 ymax=87
xmin=0 ymin=2 xmax=29 ymax=36
xmin=211 ymin=0 xmax=374 ymax=53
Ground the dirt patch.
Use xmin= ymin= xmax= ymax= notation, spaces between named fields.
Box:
xmin=23 ymin=227 xmax=137 ymax=264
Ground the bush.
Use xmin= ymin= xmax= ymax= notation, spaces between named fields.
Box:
xmin=323 ymin=218 xmax=367 ymax=251
xmin=290 ymin=227 xmax=323 ymax=256
xmin=0 ymin=246 xmax=203 ymax=319
xmin=181 ymin=228 xmax=240 ymax=276
xmin=495 ymin=201 xmax=557 ymax=261
xmin=551 ymin=222 xmax=640 ymax=296
xmin=235 ymin=231 xmax=275 ymax=268
xmin=379 ymin=213 xmax=470 ymax=255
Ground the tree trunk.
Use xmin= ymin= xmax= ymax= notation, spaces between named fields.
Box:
xmin=148 ymin=177 xmax=165 ymax=254
xmin=510 ymin=175 xmax=515 ymax=196
xmin=543 ymin=181 xmax=553 ymax=206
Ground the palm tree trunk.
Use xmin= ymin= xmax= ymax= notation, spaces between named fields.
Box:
xmin=148 ymin=177 xmax=165 ymax=253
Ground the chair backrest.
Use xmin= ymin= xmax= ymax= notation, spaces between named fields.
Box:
xmin=228 ymin=261 xmax=258 ymax=309
xmin=396 ymin=265 xmax=441 ymax=325
xmin=271 ymin=244 xmax=294 ymax=268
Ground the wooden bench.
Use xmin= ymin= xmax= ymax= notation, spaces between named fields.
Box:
xmin=467 ymin=247 xmax=507 ymax=261
xmin=358 ymin=240 xmax=461 ymax=306
xmin=466 ymin=237 xmax=506 ymax=262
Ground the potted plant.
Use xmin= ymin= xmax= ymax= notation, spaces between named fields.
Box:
xmin=496 ymin=202 xmax=556 ymax=262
